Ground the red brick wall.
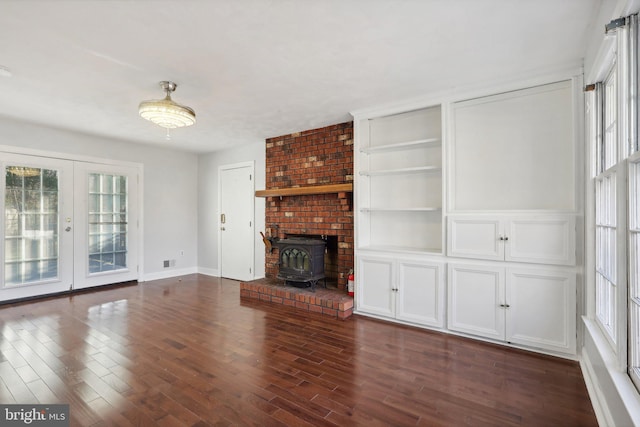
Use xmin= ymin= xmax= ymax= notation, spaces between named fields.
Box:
xmin=264 ymin=121 xmax=354 ymax=290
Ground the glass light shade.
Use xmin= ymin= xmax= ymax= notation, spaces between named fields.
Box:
xmin=139 ymin=95 xmax=196 ymax=129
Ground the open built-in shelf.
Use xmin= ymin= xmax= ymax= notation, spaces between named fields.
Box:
xmin=359 ymin=166 xmax=441 ymax=176
xmin=359 ymin=137 xmax=440 ymax=153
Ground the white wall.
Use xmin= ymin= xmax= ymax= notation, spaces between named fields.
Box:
xmin=0 ymin=116 xmax=199 ymax=280
xmin=197 ymin=141 xmax=266 ymax=279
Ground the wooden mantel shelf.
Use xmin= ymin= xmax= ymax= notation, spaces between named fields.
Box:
xmin=255 ymin=183 xmax=353 ymax=198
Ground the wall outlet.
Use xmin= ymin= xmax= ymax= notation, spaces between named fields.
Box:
xmin=180 ymin=250 xmax=184 ymax=256
xmin=163 ymin=260 xmax=170 ymax=268
xmin=170 ymin=259 xmax=176 ymax=267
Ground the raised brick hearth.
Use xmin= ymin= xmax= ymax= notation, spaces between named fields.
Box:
xmin=262 ymin=122 xmax=354 ymax=290
xmin=240 ymin=278 xmax=354 ymax=319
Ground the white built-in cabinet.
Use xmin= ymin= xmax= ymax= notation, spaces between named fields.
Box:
xmin=448 ymin=263 xmax=576 ymax=354
xmin=357 ymin=255 xmax=445 ymax=328
xmin=354 ymin=105 xmax=446 ymax=329
xmin=447 ymin=215 xmax=576 ymax=266
xmin=353 ymin=78 xmax=581 ymax=358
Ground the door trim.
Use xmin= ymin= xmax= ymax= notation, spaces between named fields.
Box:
xmin=218 ymin=161 xmax=255 ymax=281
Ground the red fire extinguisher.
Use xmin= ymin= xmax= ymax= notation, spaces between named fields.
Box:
xmin=348 ymin=269 xmax=355 ymax=297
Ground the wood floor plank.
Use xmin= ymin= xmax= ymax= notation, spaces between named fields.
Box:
xmin=0 ymin=275 xmax=598 ymax=426
xmin=0 ymin=360 xmax=38 ymax=402
xmin=0 ymin=377 xmax=17 ymax=403
xmin=1 ymin=347 xmax=28 ymax=369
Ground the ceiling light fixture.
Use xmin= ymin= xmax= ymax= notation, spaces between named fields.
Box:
xmin=138 ymin=81 xmax=196 ymax=129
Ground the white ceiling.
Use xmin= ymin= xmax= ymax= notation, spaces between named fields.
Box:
xmin=0 ymin=0 xmax=600 ymax=153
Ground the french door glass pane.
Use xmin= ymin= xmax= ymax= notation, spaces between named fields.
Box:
xmin=88 ymin=173 xmax=128 ymax=274
xmin=4 ymin=166 xmax=59 ymax=286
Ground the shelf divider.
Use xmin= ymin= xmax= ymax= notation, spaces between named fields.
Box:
xmin=359 ymin=166 xmax=441 ymax=176
xmin=360 ymin=137 xmax=440 ymax=154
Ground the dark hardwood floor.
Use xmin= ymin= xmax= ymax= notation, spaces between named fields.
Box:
xmin=0 ymin=274 xmax=597 ymax=426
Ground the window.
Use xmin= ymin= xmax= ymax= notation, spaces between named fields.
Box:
xmin=594 ymin=63 xmax=620 ymax=348
xmin=603 ymin=66 xmax=618 ymax=172
xmin=595 ymin=171 xmax=618 ymax=345
xmin=591 ymin=13 xmax=640 ymax=392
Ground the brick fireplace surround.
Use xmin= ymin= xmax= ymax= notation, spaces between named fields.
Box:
xmin=240 ymin=121 xmax=355 ymax=319
xmin=263 ymin=121 xmax=354 ymax=288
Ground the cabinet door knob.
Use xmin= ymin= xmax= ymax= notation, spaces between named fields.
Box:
xmin=499 ymin=236 xmax=504 ymax=241
xmin=504 ymin=236 xmax=509 ymax=241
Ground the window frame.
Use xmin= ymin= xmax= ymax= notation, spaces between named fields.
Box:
xmin=629 ymin=152 xmax=640 ymax=389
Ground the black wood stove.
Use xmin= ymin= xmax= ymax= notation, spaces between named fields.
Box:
xmin=276 ymin=237 xmax=326 ymax=291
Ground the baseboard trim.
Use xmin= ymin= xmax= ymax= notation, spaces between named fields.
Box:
xmin=197 ymin=267 xmax=219 ymax=277
xmin=143 ymin=267 xmax=198 ymax=282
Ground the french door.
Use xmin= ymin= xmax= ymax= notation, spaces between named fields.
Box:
xmin=0 ymin=153 xmax=139 ymax=301
xmin=73 ymin=162 xmax=139 ymax=290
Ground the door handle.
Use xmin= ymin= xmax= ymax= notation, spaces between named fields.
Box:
xmin=221 ymin=213 xmax=226 ymax=224
xmin=220 ymin=227 xmax=225 ymax=231
xmin=65 ymin=226 xmax=72 ymax=232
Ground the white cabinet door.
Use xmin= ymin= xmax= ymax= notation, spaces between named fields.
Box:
xmin=397 ymin=261 xmax=445 ymax=327
xmin=447 ymin=215 xmax=575 ymax=266
xmin=506 ymin=268 xmax=576 ymax=354
xmin=505 ymin=217 xmax=575 ymax=265
xmin=357 ymin=256 xmax=395 ymax=318
xmin=448 ymin=217 xmax=504 ymax=260
xmin=448 ymin=263 xmax=505 ymax=340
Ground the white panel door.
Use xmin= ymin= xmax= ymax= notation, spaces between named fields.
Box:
xmin=505 ymin=217 xmax=575 ymax=265
xmin=220 ymin=163 xmax=254 ymax=281
xmin=0 ymin=154 xmax=74 ymax=301
xmin=73 ymin=162 xmax=139 ymax=289
xmin=356 ymin=256 xmax=394 ymax=318
xmin=448 ymin=263 xmax=505 ymax=340
xmin=396 ymin=260 xmax=445 ymax=327
xmin=447 ymin=217 xmax=503 ymax=260
xmin=506 ymin=268 xmax=576 ymax=354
